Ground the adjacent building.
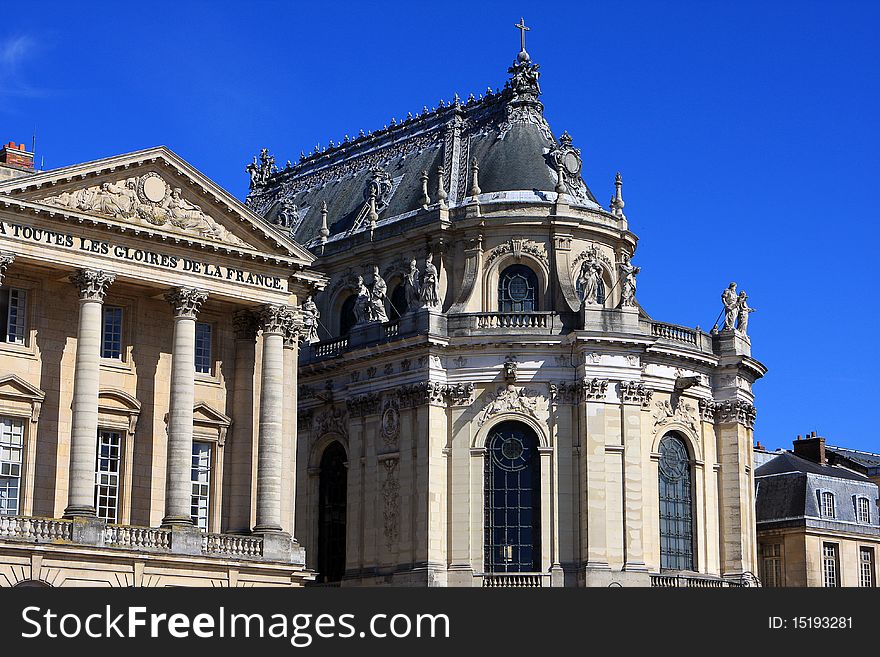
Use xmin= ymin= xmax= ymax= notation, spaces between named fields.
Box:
xmin=755 ymin=434 xmax=880 ymax=587
xmin=0 ymin=146 xmax=324 ymax=586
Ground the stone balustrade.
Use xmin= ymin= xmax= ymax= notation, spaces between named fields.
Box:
xmin=649 ymin=573 xmax=747 ymax=588
xmin=0 ymin=515 xmax=73 ymax=542
xmin=104 ymin=524 xmax=172 ymax=551
xmin=650 ymin=321 xmax=698 ymax=345
xmin=481 ymin=573 xmax=547 ymax=587
xmin=202 ymin=533 xmax=264 ymax=558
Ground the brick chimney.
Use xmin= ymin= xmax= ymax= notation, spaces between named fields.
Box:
xmin=0 ymin=141 xmax=34 ymax=170
xmin=792 ymin=431 xmax=826 ymax=464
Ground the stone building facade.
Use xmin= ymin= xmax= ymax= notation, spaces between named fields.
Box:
xmin=755 ymin=435 xmax=880 ymax=587
xmin=247 ymin=36 xmax=767 ymax=586
xmin=0 ymin=147 xmax=323 ymax=586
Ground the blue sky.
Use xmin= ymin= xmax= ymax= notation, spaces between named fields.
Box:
xmin=1 ymin=1 xmax=878 ymax=452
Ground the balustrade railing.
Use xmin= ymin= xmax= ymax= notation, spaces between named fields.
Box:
xmin=313 ymin=337 xmax=348 ymax=360
xmin=0 ymin=515 xmax=72 ymax=542
xmin=650 ymin=573 xmax=744 ymax=588
xmin=482 ymin=573 xmax=547 ymax=588
xmin=651 ymin=321 xmax=698 ymax=345
xmin=202 ymin=533 xmax=263 ymax=559
xmin=104 ymin=525 xmax=171 ymax=551
xmin=473 ymin=312 xmax=553 ymax=330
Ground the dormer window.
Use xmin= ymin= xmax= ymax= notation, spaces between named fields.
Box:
xmin=820 ymin=491 xmax=836 ymax=518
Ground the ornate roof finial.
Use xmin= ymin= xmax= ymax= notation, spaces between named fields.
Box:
xmin=437 ymin=165 xmax=448 ymax=209
xmin=319 ymin=201 xmax=330 ymax=253
xmin=515 ymin=17 xmax=531 ymax=62
xmin=420 ymin=170 xmax=431 ymax=209
xmin=469 ymin=158 xmax=481 ymax=197
xmin=610 ymin=172 xmax=626 ymax=220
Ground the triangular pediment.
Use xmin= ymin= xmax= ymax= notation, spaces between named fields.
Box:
xmin=0 ymin=374 xmax=45 ymax=401
xmin=193 ymin=402 xmax=232 ymax=428
xmin=0 ymin=146 xmax=314 ymax=264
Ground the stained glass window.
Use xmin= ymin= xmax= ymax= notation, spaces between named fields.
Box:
xmin=484 ymin=421 xmax=541 ymax=573
xmin=498 ymin=265 xmax=537 ymax=313
xmin=659 ymin=433 xmax=694 ymax=571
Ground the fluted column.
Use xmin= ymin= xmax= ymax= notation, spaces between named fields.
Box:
xmin=281 ymin=320 xmax=299 ymax=536
xmin=253 ymin=304 xmax=295 ymax=534
xmin=161 ymin=287 xmax=208 ymax=527
xmin=64 ymin=269 xmax=116 ymax=518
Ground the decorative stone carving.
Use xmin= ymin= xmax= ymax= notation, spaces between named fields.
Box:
xmin=485 ymin=238 xmax=549 ymax=269
xmin=721 ymin=282 xmax=738 ymax=331
xmin=698 ymin=398 xmax=718 ymax=422
xmin=232 ymin=309 xmax=258 ymax=340
xmin=381 ymin=458 xmax=400 ymax=552
xmin=256 ymin=303 xmax=295 ymax=335
xmin=44 ymin=174 xmax=248 ymax=247
xmin=165 ymin=287 xmax=208 ymax=319
xmin=714 ymin=399 xmax=757 ymax=429
xmin=585 ymin=352 xmax=601 ymax=364
xmin=0 ymin=252 xmax=14 ymax=286
xmin=549 ymin=382 xmax=579 ymax=405
xmin=419 ymin=253 xmax=441 ymax=309
xmin=548 ymin=131 xmax=588 ymax=200
xmin=380 ymin=397 xmax=401 ymax=446
xmin=403 ymin=258 xmax=421 ymax=313
xmin=365 ymin=166 xmax=394 ymax=212
xmin=577 ymin=248 xmax=604 ymax=306
xmin=737 ymin=291 xmax=756 ymax=334
xmin=369 ymin=266 xmax=389 ymax=323
xmin=477 ymin=384 xmax=545 ymax=427
xmin=297 ymin=409 xmax=313 ymax=431
xmin=609 ymin=172 xmax=626 ymax=220
xmin=383 ymin=363 xmax=394 ymax=376
xmin=346 ymin=393 xmax=381 ymax=418
xmin=273 ymin=198 xmax=302 ymax=234
xmin=445 ymin=382 xmax=475 ymax=406
xmin=300 ymin=295 xmax=320 ymax=344
xmin=618 ymin=381 xmax=653 ymax=407
xmin=580 ymin=377 xmax=609 ymax=401
xmin=618 ymin=251 xmax=640 ymax=308
xmin=353 ymin=275 xmax=371 ymax=325
xmin=313 ymin=407 xmax=348 ymax=437
xmin=503 ymin=361 xmax=518 ymax=383
xmin=70 ymin=269 xmax=116 ymax=303
xmin=366 ymin=366 xmax=377 ymax=380
xmin=652 ymin=398 xmax=699 ymax=435
xmin=246 ymin=148 xmax=277 ymax=190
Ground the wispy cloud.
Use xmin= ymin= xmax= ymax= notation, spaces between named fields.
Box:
xmin=0 ymin=34 xmax=52 ymax=99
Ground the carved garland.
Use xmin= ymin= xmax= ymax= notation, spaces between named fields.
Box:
xmin=381 ymin=458 xmax=400 ymax=552
xmin=477 ymin=385 xmax=546 ymax=427
xmin=485 ymin=238 xmax=549 ymax=269
xmin=652 ymin=398 xmax=699 ymax=435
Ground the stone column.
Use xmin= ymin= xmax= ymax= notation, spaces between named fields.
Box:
xmin=281 ymin=320 xmax=299 ymax=536
xmin=64 ymin=269 xmax=116 ymax=518
xmin=619 ymin=383 xmax=649 ymax=574
xmin=253 ymin=304 xmax=294 ymax=534
xmin=161 ymin=287 xmax=208 ymax=527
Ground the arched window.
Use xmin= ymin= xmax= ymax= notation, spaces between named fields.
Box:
xmin=389 ymin=283 xmax=407 ymax=319
xmin=498 ymin=265 xmax=538 ymax=313
xmin=339 ymin=295 xmax=357 ymax=337
xmin=484 ymin=421 xmax=541 ymax=572
xmin=658 ymin=433 xmax=694 ymax=571
xmin=317 ymin=442 xmax=347 ymax=583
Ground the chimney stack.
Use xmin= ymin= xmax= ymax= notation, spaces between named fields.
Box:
xmin=0 ymin=141 xmax=35 ymax=170
xmin=792 ymin=431 xmax=826 ymax=464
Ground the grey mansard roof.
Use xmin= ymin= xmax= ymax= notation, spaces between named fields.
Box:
xmin=245 ymin=50 xmax=603 ymax=247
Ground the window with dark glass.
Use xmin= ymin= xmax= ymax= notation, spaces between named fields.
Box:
xmin=95 ymin=430 xmax=121 ymax=523
xmin=659 ymin=433 xmax=695 ymax=571
xmin=389 ymin=284 xmax=407 ymax=320
xmin=484 ymin=421 xmax=541 ymax=573
xmin=0 ymin=416 xmax=24 ymax=516
xmin=101 ymin=306 xmax=123 ymax=359
xmin=317 ymin=442 xmax=347 ymax=583
xmin=498 ymin=265 xmax=538 ymax=313
xmin=195 ymin=322 xmax=213 ymax=374
xmin=860 ymin=547 xmax=875 ymax=587
xmin=339 ymin=295 xmax=357 ymax=337
xmin=0 ymin=288 xmax=27 ymax=345
xmin=191 ymin=441 xmax=212 ymax=530
xmin=761 ymin=543 xmax=783 ymax=587
xmin=823 ymin=543 xmax=839 ymax=587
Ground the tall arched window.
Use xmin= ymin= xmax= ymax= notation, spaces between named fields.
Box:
xmin=339 ymin=295 xmax=357 ymax=337
xmin=498 ymin=265 xmax=538 ymax=313
xmin=317 ymin=442 xmax=347 ymax=583
xmin=484 ymin=421 xmax=541 ymax=572
xmin=389 ymin=283 xmax=407 ymax=319
xmin=658 ymin=433 xmax=695 ymax=571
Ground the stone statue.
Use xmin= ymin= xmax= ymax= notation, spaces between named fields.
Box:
xmin=419 ymin=253 xmax=440 ymax=309
xmin=736 ymin=291 xmax=756 ymax=334
xmin=276 ymin=199 xmax=299 ymax=231
xmin=722 ymin=282 xmax=738 ymax=331
xmin=579 ymin=254 xmax=602 ymax=306
xmin=369 ymin=266 xmax=389 ymax=323
xmin=404 ymin=258 xmax=421 ymax=312
xmin=618 ymin=252 xmax=640 ymax=307
xmin=353 ymin=276 xmax=371 ymax=325
xmin=301 ymin=295 xmax=320 ymax=344
xmin=246 ymin=148 xmax=278 ymax=190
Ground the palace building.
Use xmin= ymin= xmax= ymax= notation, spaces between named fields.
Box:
xmin=0 ymin=146 xmax=323 ymax=586
xmin=246 ymin=29 xmax=767 ymax=587
xmin=0 ymin=26 xmax=767 ymax=588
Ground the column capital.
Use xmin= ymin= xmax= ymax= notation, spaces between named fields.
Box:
xmin=0 ymin=251 xmax=14 ymax=286
xmin=70 ymin=268 xmax=116 ymax=302
xmin=232 ymin=308 xmax=259 ymax=341
xmin=165 ymin=287 xmax=208 ymax=319
xmin=256 ymin=303 xmax=296 ymax=336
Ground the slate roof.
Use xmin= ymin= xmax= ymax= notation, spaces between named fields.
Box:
xmin=245 ymin=50 xmax=603 ymax=248
xmin=755 ymin=451 xmax=869 ymax=483
xmin=826 ymin=446 xmax=880 ymax=473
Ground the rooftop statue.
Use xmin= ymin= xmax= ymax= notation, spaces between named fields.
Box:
xmin=722 ymin=282 xmax=738 ymax=331
xmin=618 ymin=252 xmax=640 ymax=308
xmin=419 ymin=253 xmax=441 ymax=309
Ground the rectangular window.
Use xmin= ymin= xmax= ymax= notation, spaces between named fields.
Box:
xmin=0 ymin=288 xmax=27 ymax=345
xmin=101 ymin=306 xmax=123 ymax=359
xmin=821 ymin=491 xmax=835 ymax=518
xmin=94 ymin=430 xmax=122 ymax=523
xmin=858 ymin=497 xmax=871 ymax=524
xmin=0 ymin=416 xmax=24 ymax=515
xmin=823 ymin=543 xmax=840 ymax=588
xmin=860 ymin=547 xmax=875 ymax=588
xmin=194 ymin=322 xmax=213 ymax=375
xmin=761 ymin=543 xmax=783 ymax=587
xmin=191 ymin=441 xmax=212 ymax=531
